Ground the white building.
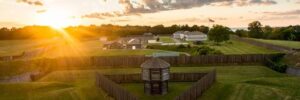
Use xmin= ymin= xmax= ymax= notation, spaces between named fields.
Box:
xmin=173 ymin=31 xmax=207 ymax=42
xmin=184 ymin=31 xmax=208 ymax=42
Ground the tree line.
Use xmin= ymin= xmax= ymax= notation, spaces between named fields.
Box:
xmin=235 ymin=21 xmax=300 ymax=41
xmin=0 ymin=21 xmax=299 ymax=41
xmin=0 ymin=24 xmax=209 ymax=40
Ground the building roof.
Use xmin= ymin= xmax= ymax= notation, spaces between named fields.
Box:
xmin=186 ymin=31 xmax=206 ymax=35
xmin=173 ymin=31 xmax=184 ymax=34
xmin=127 ymin=38 xmax=141 ymax=44
xmin=144 ymin=32 xmax=153 ymax=36
xmin=141 ymin=58 xmax=170 ymax=69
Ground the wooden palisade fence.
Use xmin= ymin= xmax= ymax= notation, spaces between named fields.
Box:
xmin=96 ymin=73 xmax=139 ymax=100
xmin=174 ymin=70 xmax=217 ymax=100
xmin=96 ymin=71 xmax=216 ymax=100
xmin=1 ymin=53 xmax=283 ymax=67
xmin=91 ymin=54 xmax=283 ymax=67
xmin=104 ymin=73 xmax=207 ymax=83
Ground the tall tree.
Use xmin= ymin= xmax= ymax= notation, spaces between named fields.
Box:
xmin=208 ymin=25 xmax=231 ymax=44
xmin=235 ymin=29 xmax=248 ymax=37
xmin=263 ymin=25 xmax=273 ymax=39
xmin=199 ymin=25 xmax=209 ymax=34
xmin=248 ymin=21 xmax=264 ymax=38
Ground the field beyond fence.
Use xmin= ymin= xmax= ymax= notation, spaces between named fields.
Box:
xmin=231 ymin=35 xmax=296 ymax=53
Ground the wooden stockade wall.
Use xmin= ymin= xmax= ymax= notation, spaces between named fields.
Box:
xmin=104 ymin=73 xmax=207 ymax=83
xmin=97 ymin=72 xmax=213 ymax=100
xmin=91 ymin=54 xmax=282 ymax=67
xmin=96 ymin=73 xmax=139 ymax=100
xmin=175 ymin=70 xmax=216 ymax=100
xmin=231 ymin=35 xmax=297 ymax=53
xmin=1 ymin=54 xmax=283 ymax=68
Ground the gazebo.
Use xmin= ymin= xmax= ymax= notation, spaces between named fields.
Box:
xmin=141 ymin=58 xmax=170 ymax=95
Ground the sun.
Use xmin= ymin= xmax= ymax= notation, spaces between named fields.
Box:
xmin=36 ymin=10 xmax=78 ymax=29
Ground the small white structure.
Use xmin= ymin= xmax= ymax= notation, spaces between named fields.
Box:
xmin=173 ymin=31 xmax=207 ymax=42
xmin=173 ymin=31 xmax=184 ymax=39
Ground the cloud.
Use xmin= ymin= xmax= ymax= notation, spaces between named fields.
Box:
xmin=81 ymin=12 xmax=140 ymax=19
xmin=82 ymin=0 xmax=277 ymax=19
xmin=263 ymin=9 xmax=300 ymax=15
xmin=262 ymin=16 xmax=299 ymax=21
xmin=110 ymin=19 xmax=131 ymax=22
xmin=36 ymin=9 xmax=46 ymax=13
xmin=17 ymin=0 xmax=43 ymax=6
xmin=249 ymin=0 xmax=277 ymax=5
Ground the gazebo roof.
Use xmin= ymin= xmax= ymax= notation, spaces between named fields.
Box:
xmin=141 ymin=58 xmax=170 ymax=69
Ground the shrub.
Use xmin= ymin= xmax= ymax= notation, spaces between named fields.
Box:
xmin=187 ymin=45 xmax=191 ymax=48
xmin=196 ymin=46 xmax=223 ymax=55
xmin=265 ymin=59 xmax=287 ymax=73
xmin=146 ymin=45 xmax=154 ymax=49
xmin=265 ymin=54 xmax=288 ymax=73
xmin=177 ymin=45 xmax=186 ymax=49
xmin=194 ymin=41 xmax=204 ymax=45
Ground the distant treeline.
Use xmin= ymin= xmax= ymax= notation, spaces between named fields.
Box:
xmin=0 ymin=24 xmax=209 ymax=40
xmin=234 ymin=21 xmax=300 ymax=41
xmin=0 ymin=21 xmax=299 ymax=41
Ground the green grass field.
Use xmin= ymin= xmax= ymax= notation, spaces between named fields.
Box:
xmin=203 ymin=40 xmax=279 ymax=54
xmin=0 ymin=65 xmax=294 ymax=100
xmin=0 ymin=39 xmax=54 ymax=56
xmin=122 ymin=82 xmax=193 ymax=100
xmin=252 ymin=38 xmax=300 ymax=49
xmin=0 ymin=39 xmax=180 ymax=57
xmin=0 ymin=81 xmax=111 ymax=100
xmin=0 ymin=65 xmax=299 ymax=100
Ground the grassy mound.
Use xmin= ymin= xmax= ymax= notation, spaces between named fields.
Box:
xmin=0 ymin=82 xmax=110 ymax=100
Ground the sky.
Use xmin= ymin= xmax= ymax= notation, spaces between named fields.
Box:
xmin=0 ymin=0 xmax=300 ymax=28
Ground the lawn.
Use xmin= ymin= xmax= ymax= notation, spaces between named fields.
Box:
xmin=0 ymin=39 xmax=55 ymax=56
xmin=203 ymin=40 xmax=279 ymax=54
xmin=0 ymin=81 xmax=110 ymax=100
xmin=0 ymin=39 xmax=181 ymax=57
xmin=160 ymin=36 xmax=176 ymax=43
xmin=1 ymin=65 xmax=300 ymax=99
xmin=149 ymin=40 xmax=278 ymax=55
xmin=122 ymin=82 xmax=193 ymax=100
xmin=252 ymin=38 xmax=300 ymax=49
xmin=33 ymin=65 xmax=300 ymax=100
